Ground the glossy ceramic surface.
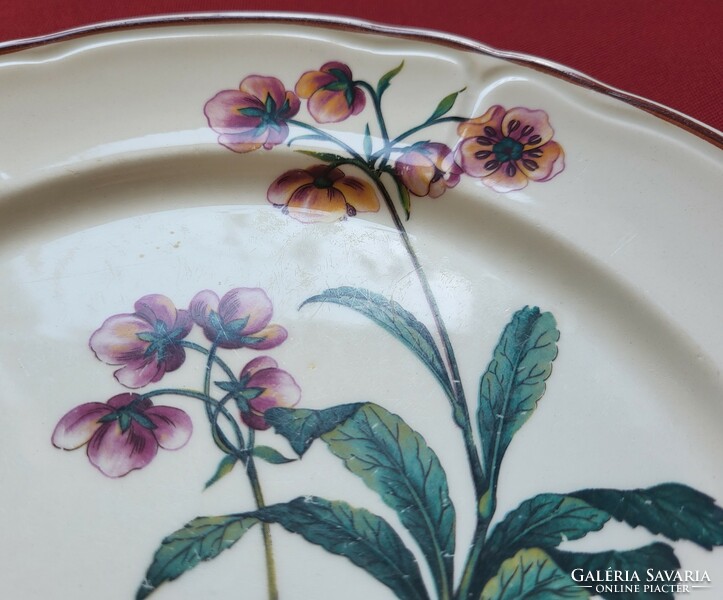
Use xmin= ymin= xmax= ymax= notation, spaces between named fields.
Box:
xmin=0 ymin=16 xmax=721 ymax=600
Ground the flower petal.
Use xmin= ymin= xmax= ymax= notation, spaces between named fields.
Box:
xmin=296 ymin=70 xmax=335 ymax=98
xmin=320 ymin=61 xmax=353 ymax=79
xmin=286 ymin=185 xmax=349 ymax=223
xmin=456 ymin=105 xmax=506 ymax=138
xmin=145 ymin=406 xmax=193 ymax=451
xmin=334 ymin=174 xmax=382 ymax=213
xmin=87 ymin=421 xmax=158 ymax=477
xmin=308 ymin=89 xmax=354 ymax=124
xmin=217 ymin=288 xmax=274 ymax=334
xmin=133 ymin=294 xmax=177 ymax=327
xmin=52 ymin=403 xmax=111 ymax=450
xmin=455 ymin=137 xmax=497 ymax=178
xmin=243 ymin=368 xmax=301 ymax=430
xmin=242 ymin=324 xmax=288 ymax=350
xmin=396 ymin=151 xmax=437 ymax=196
xmin=267 ymin=169 xmax=316 ymax=206
xmin=240 ymin=356 xmax=279 ymax=378
xmin=114 ymin=358 xmax=164 ymax=389
xmin=502 ymin=107 xmax=554 ymax=146
xmin=519 ymin=141 xmax=565 ymax=182
xmin=204 ymin=90 xmax=264 ymax=131
xmin=89 ymin=314 xmax=150 ymax=364
xmin=480 ymin=162 xmax=530 ymax=193
xmin=106 ymin=393 xmax=143 ymax=409
xmin=189 ymin=290 xmax=220 ymax=327
xmin=239 ymin=75 xmax=288 ymax=110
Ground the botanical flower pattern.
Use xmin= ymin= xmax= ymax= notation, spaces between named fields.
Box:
xmin=296 ymin=62 xmax=366 ymax=123
xmin=204 ymin=75 xmax=300 ymax=153
xmin=190 ymin=288 xmax=287 ymax=349
xmin=455 ymin=105 xmax=565 ymax=192
xmin=267 ymin=164 xmax=381 ymax=223
xmin=52 ymin=393 xmax=192 ymax=477
xmin=90 ymin=294 xmax=192 ymax=389
xmin=235 ymin=356 xmax=301 ymax=430
xmin=394 ymin=142 xmax=462 ymax=198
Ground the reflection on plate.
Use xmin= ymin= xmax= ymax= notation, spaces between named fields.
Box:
xmin=0 ymin=15 xmax=721 ymax=600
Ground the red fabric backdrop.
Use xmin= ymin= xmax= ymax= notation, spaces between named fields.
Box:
xmin=1 ymin=0 xmax=722 ymax=133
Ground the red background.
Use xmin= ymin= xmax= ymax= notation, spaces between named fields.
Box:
xmin=1 ymin=0 xmax=722 ymax=133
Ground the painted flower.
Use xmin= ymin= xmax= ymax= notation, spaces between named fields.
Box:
xmin=90 ymin=294 xmax=193 ymax=389
xmin=394 ymin=142 xmax=462 ymax=198
xmin=52 ymin=393 xmax=192 ymax=478
xmin=455 ymin=106 xmax=565 ymax=192
xmin=205 ymin=75 xmax=300 ymax=153
xmin=296 ymin=62 xmax=366 ymax=123
xmin=232 ymin=356 xmax=301 ymax=430
xmin=189 ymin=288 xmax=287 ymax=350
xmin=267 ymin=164 xmax=381 ymax=223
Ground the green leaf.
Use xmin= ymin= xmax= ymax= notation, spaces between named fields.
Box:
xmin=264 ymin=403 xmax=363 ymax=457
xmin=478 ymin=306 xmax=559 ymax=490
xmin=322 ymin=403 xmax=455 ymax=599
xmin=571 ymin=483 xmax=723 ymax=550
xmin=548 ymin=543 xmax=680 ymax=600
xmin=295 ymin=149 xmax=344 ymax=163
xmin=480 ymin=548 xmax=588 ymax=600
xmin=487 ymin=494 xmax=610 ymax=556
xmin=252 ymin=445 xmax=295 ymax=464
xmin=136 ymin=515 xmax=258 ymax=599
xmin=204 ymin=455 xmax=237 ymax=489
xmin=427 ymin=88 xmax=465 ymax=122
xmin=301 ymin=287 xmax=453 ymax=400
xmin=363 ymin=123 xmax=373 ymax=158
xmin=258 ymin=496 xmax=429 ymax=600
xmin=376 ymin=60 xmax=405 ymax=97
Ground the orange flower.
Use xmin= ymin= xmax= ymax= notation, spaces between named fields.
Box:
xmin=267 ymin=164 xmax=381 ymax=223
xmin=296 ymin=62 xmax=366 ymax=124
xmin=455 ymin=106 xmax=564 ymax=192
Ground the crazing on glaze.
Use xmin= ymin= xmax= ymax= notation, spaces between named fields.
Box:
xmin=53 ymin=62 xmax=722 ymax=600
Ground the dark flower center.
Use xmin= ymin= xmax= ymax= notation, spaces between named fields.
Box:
xmin=493 ymin=137 xmax=524 ymax=163
xmin=313 ymin=176 xmax=334 ymax=189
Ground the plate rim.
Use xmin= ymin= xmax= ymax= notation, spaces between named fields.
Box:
xmin=0 ymin=11 xmax=721 ymax=150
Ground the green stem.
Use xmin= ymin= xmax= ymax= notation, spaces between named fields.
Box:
xmin=246 ymin=429 xmax=279 ymax=600
xmin=370 ymin=115 xmax=468 ymax=163
xmin=287 ymin=119 xmax=365 ymax=163
xmin=355 ymin=81 xmax=390 ymax=146
xmin=179 ymin=340 xmax=237 ymax=381
xmin=142 ymin=388 xmax=246 ymax=460
xmin=455 ymin=520 xmax=489 ymax=600
xmin=371 ymin=172 xmax=485 ymax=500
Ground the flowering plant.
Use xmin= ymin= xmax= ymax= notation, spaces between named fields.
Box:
xmin=55 ymin=61 xmax=723 ymax=600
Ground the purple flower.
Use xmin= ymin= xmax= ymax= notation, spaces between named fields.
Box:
xmin=235 ymin=356 xmax=301 ymax=430
xmin=52 ymin=393 xmax=192 ymax=478
xmin=189 ymin=288 xmax=287 ymax=350
xmin=394 ymin=142 xmax=462 ymax=198
xmin=204 ymin=75 xmax=300 ymax=153
xmin=90 ymin=295 xmax=193 ymax=389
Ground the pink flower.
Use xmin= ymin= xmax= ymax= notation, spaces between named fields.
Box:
xmin=394 ymin=142 xmax=462 ymax=198
xmin=90 ymin=295 xmax=192 ymax=389
xmin=189 ymin=288 xmax=287 ymax=350
xmin=455 ymin=106 xmax=565 ymax=192
xmin=235 ymin=357 xmax=301 ymax=430
xmin=52 ymin=393 xmax=192 ymax=478
xmin=267 ymin=164 xmax=381 ymax=223
xmin=296 ymin=62 xmax=366 ymax=123
xmin=205 ymin=75 xmax=300 ymax=153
